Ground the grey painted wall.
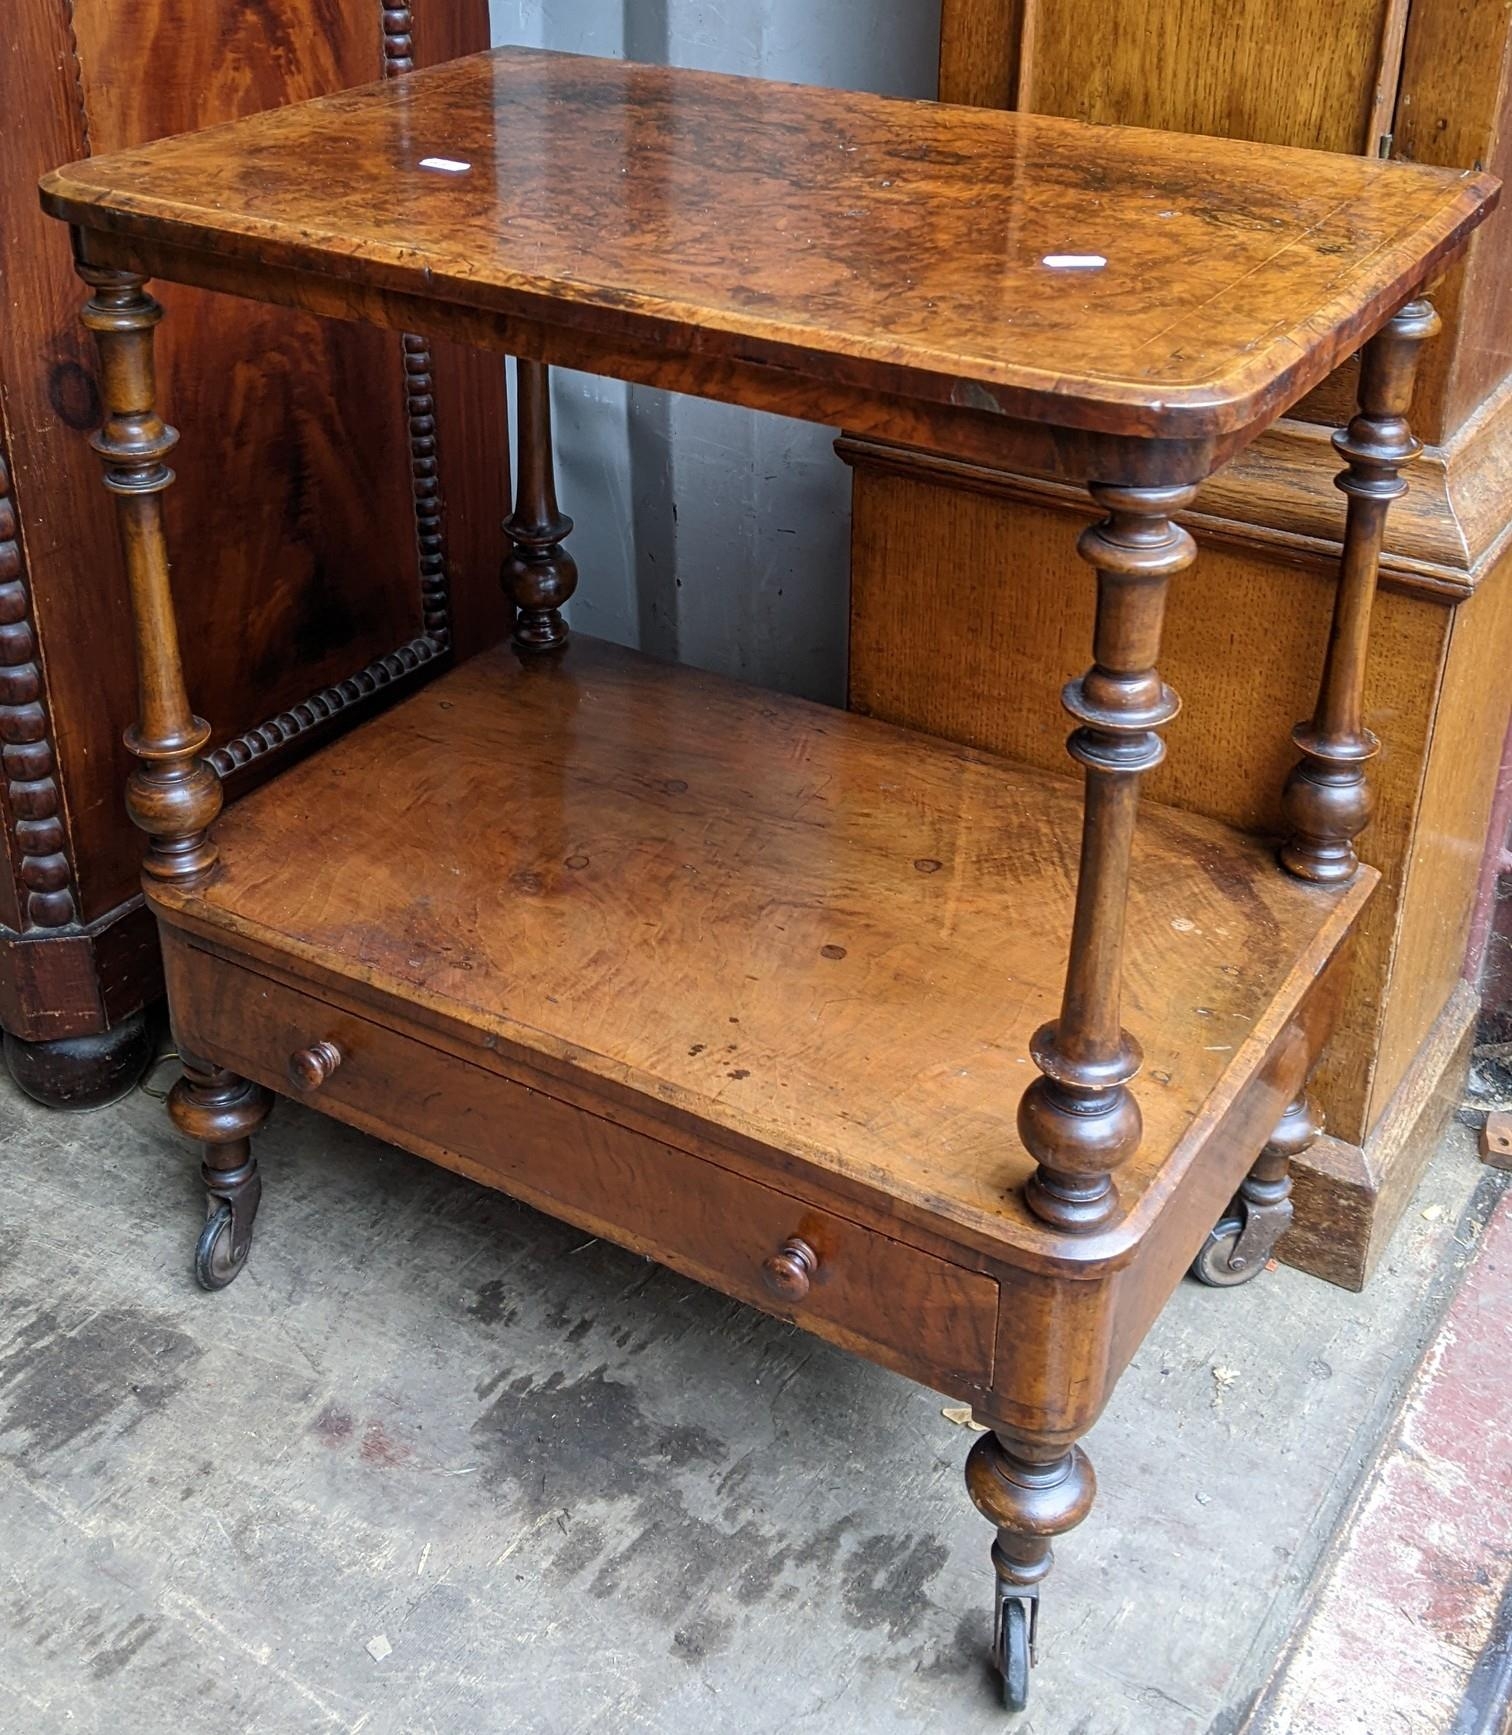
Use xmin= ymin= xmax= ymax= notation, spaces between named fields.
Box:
xmin=487 ymin=1 xmax=943 ymax=703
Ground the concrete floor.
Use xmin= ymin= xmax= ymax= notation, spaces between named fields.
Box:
xmin=0 ymin=1065 xmax=1491 ymax=1735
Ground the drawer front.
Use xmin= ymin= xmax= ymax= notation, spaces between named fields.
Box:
xmin=167 ymin=940 xmax=998 ymax=1393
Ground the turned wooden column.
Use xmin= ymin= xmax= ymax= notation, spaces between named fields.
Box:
xmin=77 ymin=263 xmax=221 ymax=885
xmin=503 ymin=359 xmax=577 ymax=652
xmin=966 ymin=1432 xmax=1097 ymax=1602
xmin=1282 ymin=297 xmax=1440 ymax=883
xmin=1019 ymin=483 xmax=1197 ymax=1232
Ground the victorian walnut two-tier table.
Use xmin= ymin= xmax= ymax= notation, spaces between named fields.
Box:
xmin=39 ymin=48 xmax=1497 ymax=1716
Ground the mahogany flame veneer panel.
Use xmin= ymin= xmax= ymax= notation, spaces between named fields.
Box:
xmin=0 ymin=0 xmax=503 ymax=1105
xmin=150 ymin=638 xmax=1375 ymax=1267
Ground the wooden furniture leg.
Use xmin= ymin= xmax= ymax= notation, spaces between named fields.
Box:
xmin=976 ymin=484 xmax=1193 ymax=1705
xmin=966 ymin=1431 xmax=1097 ymax=1713
xmin=77 ymin=266 xmax=223 ymax=883
xmin=77 ymin=264 xmax=274 ymax=1288
xmin=503 ymin=358 xmax=577 ymax=652
xmin=1282 ymin=298 xmax=1441 ymax=883
xmin=1018 ymin=482 xmax=1198 ymax=1232
xmin=1191 ymin=1089 xmax=1324 ymax=1286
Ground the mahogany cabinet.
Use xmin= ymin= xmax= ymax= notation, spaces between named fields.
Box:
xmin=0 ymin=0 xmax=508 ymax=1103
xmin=843 ymin=0 xmax=1512 ymax=1287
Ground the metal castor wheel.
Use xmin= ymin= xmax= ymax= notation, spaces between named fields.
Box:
xmin=1192 ymin=1092 xmax=1314 ymax=1287
xmin=171 ymin=1065 xmax=271 ymax=1293
xmin=994 ymin=1590 xmax=1035 ymax=1714
xmin=191 ymin=1159 xmax=261 ymax=1291
xmin=1189 ymin=1215 xmax=1264 ymax=1287
xmin=194 ymin=1200 xmax=249 ymax=1290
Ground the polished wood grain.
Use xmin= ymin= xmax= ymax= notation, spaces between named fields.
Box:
xmin=163 ymin=931 xmax=1003 ymax=1394
xmin=853 ymin=0 xmax=1512 ymax=1289
xmin=39 ymin=48 xmax=1496 ymax=454
xmin=79 ymin=268 xmax=223 ymax=887
xmin=38 ymin=0 xmax=431 ymax=919
xmin=840 ymin=395 xmax=1512 ymax=599
xmin=503 ymin=359 xmax=576 ymax=651
xmin=1019 ymin=485 xmax=1195 ymax=1233
xmin=846 ymin=469 xmax=1434 ymax=1117
xmin=46 ymin=62 xmax=1479 ymax=1709
xmin=934 ymin=0 xmax=1512 ymax=458
xmin=1394 ymin=0 xmax=1512 ymax=445
xmin=147 ymin=637 xmax=1375 ymax=1270
xmin=1282 ymin=300 xmax=1439 ymax=883
xmin=941 ymin=0 xmax=1409 ymax=154
xmin=937 ymin=0 xmax=1026 ymax=111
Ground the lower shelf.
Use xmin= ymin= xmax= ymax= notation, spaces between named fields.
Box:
xmin=154 ymin=635 xmax=1375 ymax=1288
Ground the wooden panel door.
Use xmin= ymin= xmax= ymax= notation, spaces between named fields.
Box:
xmin=939 ymin=0 xmax=1408 ymax=151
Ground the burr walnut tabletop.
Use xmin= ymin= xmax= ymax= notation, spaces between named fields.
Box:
xmin=41 ymin=45 xmax=1499 ymax=1721
xmin=41 ymin=46 xmax=1495 ymax=461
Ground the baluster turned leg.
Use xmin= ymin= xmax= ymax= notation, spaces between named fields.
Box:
xmin=78 ymin=263 xmax=272 ymax=1290
xmin=78 ymin=265 xmax=222 ymax=880
xmin=503 ymin=358 xmax=578 ymax=652
xmin=966 ymin=1430 xmax=1097 ymax=1713
xmin=1019 ymin=483 xmax=1197 ymax=1233
xmin=1282 ymin=297 xmax=1439 ymax=882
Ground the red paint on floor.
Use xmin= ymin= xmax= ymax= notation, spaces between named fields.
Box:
xmin=1257 ymin=1180 xmax=1512 ymax=1734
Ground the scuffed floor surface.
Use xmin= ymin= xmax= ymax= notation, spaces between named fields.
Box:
xmin=0 ymin=1070 xmax=1493 ymax=1734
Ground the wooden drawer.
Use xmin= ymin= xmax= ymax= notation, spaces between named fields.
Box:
xmin=166 ymin=937 xmax=999 ymax=1393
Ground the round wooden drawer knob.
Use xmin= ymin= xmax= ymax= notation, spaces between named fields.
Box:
xmin=288 ymin=1040 xmax=343 ymax=1091
xmin=761 ymin=1235 xmax=818 ymax=1302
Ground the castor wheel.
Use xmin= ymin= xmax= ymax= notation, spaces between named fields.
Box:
xmin=1189 ymin=1216 xmax=1265 ymax=1287
xmin=172 ymin=1067 xmax=270 ymax=1293
xmin=1191 ymin=1093 xmax=1312 ymax=1287
xmin=995 ymin=1594 xmax=1033 ymax=1713
xmin=193 ymin=1164 xmax=261 ymax=1292
xmin=194 ymin=1201 xmax=251 ymax=1290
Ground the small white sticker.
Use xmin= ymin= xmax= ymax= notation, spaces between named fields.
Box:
xmin=1041 ymin=253 xmax=1107 ymax=269
xmin=419 ymin=156 xmax=471 ymax=173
